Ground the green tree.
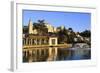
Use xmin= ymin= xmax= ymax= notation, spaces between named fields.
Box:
xmin=33 ymin=20 xmax=48 ymax=35
xmin=67 ymin=32 xmax=76 ymax=44
xmin=23 ymin=26 xmax=28 ymax=34
xmin=79 ymin=30 xmax=91 ymax=37
xmin=68 ymin=28 xmax=73 ymax=32
xmin=57 ymin=27 xmax=69 ymax=44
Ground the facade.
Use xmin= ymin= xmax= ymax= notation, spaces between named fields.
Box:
xmin=28 ymin=20 xmax=57 ymax=34
xmin=23 ymin=20 xmax=58 ymax=47
xmin=28 ymin=20 xmax=34 ymax=34
xmin=45 ymin=22 xmax=57 ymax=33
xmin=27 ymin=20 xmax=65 ymax=34
xmin=28 ymin=20 xmax=38 ymax=34
xmin=23 ymin=35 xmax=58 ymax=47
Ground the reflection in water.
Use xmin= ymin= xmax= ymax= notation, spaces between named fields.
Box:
xmin=23 ymin=47 xmax=91 ymax=62
xmin=57 ymin=48 xmax=91 ymax=60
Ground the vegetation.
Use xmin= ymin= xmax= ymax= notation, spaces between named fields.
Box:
xmin=57 ymin=27 xmax=69 ymax=44
xmin=57 ymin=27 xmax=77 ymax=44
xmin=23 ymin=26 xmax=28 ymax=34
xmin=33 ymin=20 xmax=48 ymax=35
xmin=79 ymin=30 xmax=91 ymax=37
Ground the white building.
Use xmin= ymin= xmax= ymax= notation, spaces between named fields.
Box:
xmin=44 ymin=22 xmax=57 ymax=33
xmin=24 ymin=19 xmax=58 ymax=46
xmin=28 ymin=20 xmax=58 ymax=34
xmin=28 ymin=20 xmax=38 ymax=34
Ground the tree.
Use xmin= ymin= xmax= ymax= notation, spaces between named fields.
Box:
xmin=33 ymin=20 xmax=48 ymax=35
xmin=67 ymin=32 xmax=76 ymax=44
xmin=79 ymin=30 xmax=91 ymax=37
xmin=23 ymin=26 xmax=28 ymax=34
xmin=57 ymin=27 xmax=69 ymax=44
xmin=68 ymin=28 xmax=73 ymax=32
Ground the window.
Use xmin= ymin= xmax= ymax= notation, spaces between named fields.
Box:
xmin=52 ymin=39 xmax=55 ymax=45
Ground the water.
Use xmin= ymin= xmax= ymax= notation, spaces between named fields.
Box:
xmin=23 ymin=46 xmax=91 ymax=62
xmin=57 ymin=48 xmax=91 ymax=61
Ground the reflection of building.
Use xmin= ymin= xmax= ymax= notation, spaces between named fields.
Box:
xmin=23 ymin=47 xmax=58 ymax=62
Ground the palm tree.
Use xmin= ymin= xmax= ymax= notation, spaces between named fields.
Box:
xmin=68 ymin=28 xmax=73 ymax=32
xmin=33 ymin=20 xmax=48 ymax=35
xmin=79 ymin=30 xmax=91 ymax=37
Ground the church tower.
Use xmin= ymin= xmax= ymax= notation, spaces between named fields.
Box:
xmin=28 ymin=19 xmax=33 ymax=34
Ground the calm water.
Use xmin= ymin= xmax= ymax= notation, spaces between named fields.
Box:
xmin=23 ymin=47 xmax=91 ymax=62
xmin=57 ymin=48 xmax=91 ymax=60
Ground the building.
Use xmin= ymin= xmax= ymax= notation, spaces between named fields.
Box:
xmin=28 ymin=19 xmax=38 ymax=34
xmin=28 ymin=20 xmax=58 ymax=33
xmin=56 ymin=25 xmax=65 ymax=32
xmin=23 ymin=34 xmax=58 ymax=46
xmin=23 ymin=19 xmax=58 ymax=46
xmin=44 ymin=22 xmax=57 ymax=33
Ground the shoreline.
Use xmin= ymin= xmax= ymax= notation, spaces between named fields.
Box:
xmin=23 ymin=44 xmax=72 ymax=48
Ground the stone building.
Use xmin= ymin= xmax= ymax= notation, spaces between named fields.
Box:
xmin=23 ymin=19 xmax=58 ymax=46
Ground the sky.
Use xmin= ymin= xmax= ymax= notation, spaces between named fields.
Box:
xmin=22 ymin=10 xmax=91 ymax=32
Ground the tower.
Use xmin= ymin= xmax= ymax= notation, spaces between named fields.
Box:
xmin=28 ymin=19 xmax=33 ymax=34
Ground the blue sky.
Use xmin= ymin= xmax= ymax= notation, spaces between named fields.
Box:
xmin=22 ymin=10 xmax=91 ymax=32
